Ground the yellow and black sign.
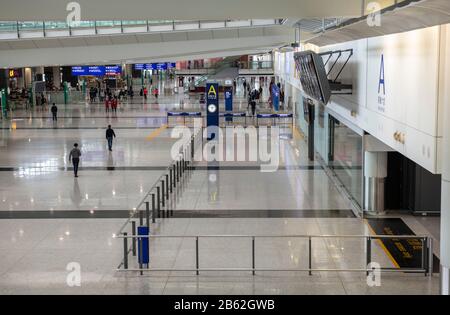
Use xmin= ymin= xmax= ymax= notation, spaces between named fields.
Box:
xmin=366 ymin=218 xmax=438 ymax=271
xmin=207 ymin=84 xmax=217 ymax=100
xmin=8 ymin=69 xmax=20 ymax=78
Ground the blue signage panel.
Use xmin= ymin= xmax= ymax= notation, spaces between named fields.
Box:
xmin=206 ymin=83 xmax=220 ymax=141
xmin=134 ymin=64 xmax=146 ymax=70
xmin=224 ymin=86 xmax=233 ymax=122
xmin=87 ymin=66 xmax=105 ymax=76
xmin=272 ymin=84 xmax=280 ymax=112
xmin=138 ymin=226 xmax=150 ymax=265
xmin=105 ymin=65 xmax=122 ymax=75
xmin=71 ymin=66 xmax=87 ymax=76
xmin=72 ymin=65 xmax=121 ymax=76
xmin=135 ymin=63 xmax=175 ymax=70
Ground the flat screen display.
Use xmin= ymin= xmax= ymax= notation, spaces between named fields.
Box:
xmin=71 ymin=65 xmax=121 ymax=76
xmin=294 ymin=51 xmax=331 ymax=105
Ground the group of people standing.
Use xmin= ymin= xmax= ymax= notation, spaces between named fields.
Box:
xmin=104 ymin=96 xmax=119 ymax=113
xmin=68 ymin=125 xmax=117 ymax=177
xmin=140 ymin=86 xmax=159 ymax=100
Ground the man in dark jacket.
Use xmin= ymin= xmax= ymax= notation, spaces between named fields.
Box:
xmin=51 ymin=103 xmax=58 ymax=121
xmin=68 ymin=143 xmax=81 ymax=177
xmin=106 ymin=125 xmax=116 ymax=151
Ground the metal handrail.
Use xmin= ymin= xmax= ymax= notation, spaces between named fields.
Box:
xmin=116 ymin=127 xmax=202 ymax=235
xmin=117 ymin=233 xmax=434 ymax=277
xmin=115 ymin=234 xmax=429 ymax=239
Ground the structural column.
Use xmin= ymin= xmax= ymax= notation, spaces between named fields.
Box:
xmin=364 ymin=151 xmax=387 ymax=214
xmin=52 ymin=67 xmax=61 ymax=89
xmin=440 ymin=24 xmax=450 ymax=295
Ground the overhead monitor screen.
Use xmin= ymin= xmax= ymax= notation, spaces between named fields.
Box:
xmin=294 ymin=51 xmax=331 ymax=105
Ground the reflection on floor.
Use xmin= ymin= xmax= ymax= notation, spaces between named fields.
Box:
xmin=0 ymin=91 xmax=440 ymax=294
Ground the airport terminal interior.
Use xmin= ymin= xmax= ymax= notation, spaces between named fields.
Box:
xmin=0 ymin=0 xmax=450 ymax=296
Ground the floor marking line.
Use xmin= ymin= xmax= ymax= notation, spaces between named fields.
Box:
xmin=146 ymin=124 xmax=168 ymax=141
xmin=289 ymin=125 xmax=303 ymax=141
xmin=364 ymin=219 xmax=401 ymax=269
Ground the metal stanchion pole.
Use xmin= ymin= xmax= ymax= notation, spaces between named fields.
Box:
xmin=252 ymin=237 xmax=256 ymax=276
xmin=165 ymin=174 xmax=169 ymax=201
xmin=156 ymin=186 xmax=161 ymax=218
xmin=144 ymin=201 xmax=150 ymax=227
xmin=366 ymin=237 xmax=372 ymax=276
xmin=173 ymin=164 xmax=177 ymax=188
xmin=132 ymin=221 xmax=136 ymax=257
xmin=139 ymin=209 xmax=143 ymax=226
xmin=169 ymin=168 xmax=173 ymax=193
xmin=422 ymin=238 xmax=427 ymax=276
xmin=196 ymin=237 xmax=200 ymax=276
xmin=151 ymin=194 xmax=156 ymax=224
xmin=428 ymin=237 xmax=434 ymax=277
xmin=161 ymin=180 xmax=166 ymax=208
xmin=309 ymin=236 xmax=312 ymax=276
xmin=123 ymin=233 xmax=128 ymax=270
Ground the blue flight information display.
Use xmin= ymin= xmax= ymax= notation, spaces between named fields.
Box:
xmin=134 ymin=62 xmax=176 ymax=70
xmin=71 ymin=65 xmax=122 ymax=76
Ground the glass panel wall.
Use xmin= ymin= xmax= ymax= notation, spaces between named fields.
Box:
xmin=328 ymin=119 xmax=363 ymax=208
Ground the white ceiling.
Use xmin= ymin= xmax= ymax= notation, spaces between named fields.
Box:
xmin=0 ymin=0 xmax=363 ymax=21
xmin=307 ymin=0 xmax=450 ymax=46
xmin=0 ymin=26 xmax=294 ymax=68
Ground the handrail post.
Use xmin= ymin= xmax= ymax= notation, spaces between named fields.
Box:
xmin=428 ymin=237 xmax=434 ymax=277
xmin=196 ymin=237 xmax=200 ymax=275
xmin=123 ymin=233 xmax=128 ymax=270
xmin=366 ymin=236 xmax=371 ymax=276
xmin=252 ymin=237 xmax=256 ymax=276
xmin=151 ymin=194 xmax=156 ymax=224
xmin=156 ymin=186 xmax=161 ymax=218
xmin=139 ymin=208 xmax=143 ymax=226
xmin=161 ymin=179 xmax=166 ymax=209
xmin=173 ymin=164 xmax=177 ymax=188
xmin=131 ymin=221 xmax=136 ymax=256
xmin=422 ymin=237 xmax=427 ymax=276
xmin=145 ymin=201 xmax=150 ymax=227
xmin=309 ymin=236 xmax=312 ymax=276
xmin=169 ymin=168 xmax=173 ymax=193
xmin=165 ymin=174 xmax=170 ymax=201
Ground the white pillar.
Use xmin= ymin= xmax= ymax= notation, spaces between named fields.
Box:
xmin=364 ymin=151 xmax=387 ymax=213
xmin=24 ymin=68 xmax=32 ymax=88
xmin=440 ymin=46 xmax=450 ymax=295
xmin=52 ymin=67 xmax=61 ymax=89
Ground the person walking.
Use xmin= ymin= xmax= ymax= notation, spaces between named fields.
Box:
xmin=106 ymin=125 xmax=116 ymax=151
xmin=112 ymin=96 xmax=118 ymax=113
xmin=51 ymin=103 xmax=58 ymax=121
xmin=69 ymin=143 xmax=81 ymax=178
xmin=251 ymin=93 xmax=257 ymax=117
xmin=143 ymin=87 xmax=148 ymax=100
xmin=105 ymin=97 xmax=111 ymax=113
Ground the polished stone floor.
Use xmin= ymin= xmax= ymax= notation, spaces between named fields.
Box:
xmin=0 ymin=89 xmax=440 ymax=295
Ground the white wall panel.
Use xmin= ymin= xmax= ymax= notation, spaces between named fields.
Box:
xmin=276 ymin=25 xmax=447 ymax=174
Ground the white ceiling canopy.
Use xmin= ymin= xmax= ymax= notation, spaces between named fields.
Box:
xmin=306 ymin=0 xmax=450 ymax=46
xmin=0 ymin=0 xmax=363 ymax=21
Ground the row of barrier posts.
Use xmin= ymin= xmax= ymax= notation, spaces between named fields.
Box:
xmin=166 ymin=112 xmax=294 ymax=128
xmin=119 ymin=128 xmax=201 ymax=272
xmin=117 ymin=234 xmax=433 ymax=277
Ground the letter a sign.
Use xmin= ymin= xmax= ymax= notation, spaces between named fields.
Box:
xmin=378 ymin=54 xmax=386 ymax=95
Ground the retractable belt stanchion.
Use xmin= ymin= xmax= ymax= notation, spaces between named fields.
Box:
xmin=151 ymin=194 xmax=156 ymax=224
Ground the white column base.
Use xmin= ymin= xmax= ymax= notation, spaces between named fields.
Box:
xmin=441 ymin=266 xmax=450 ymax=295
